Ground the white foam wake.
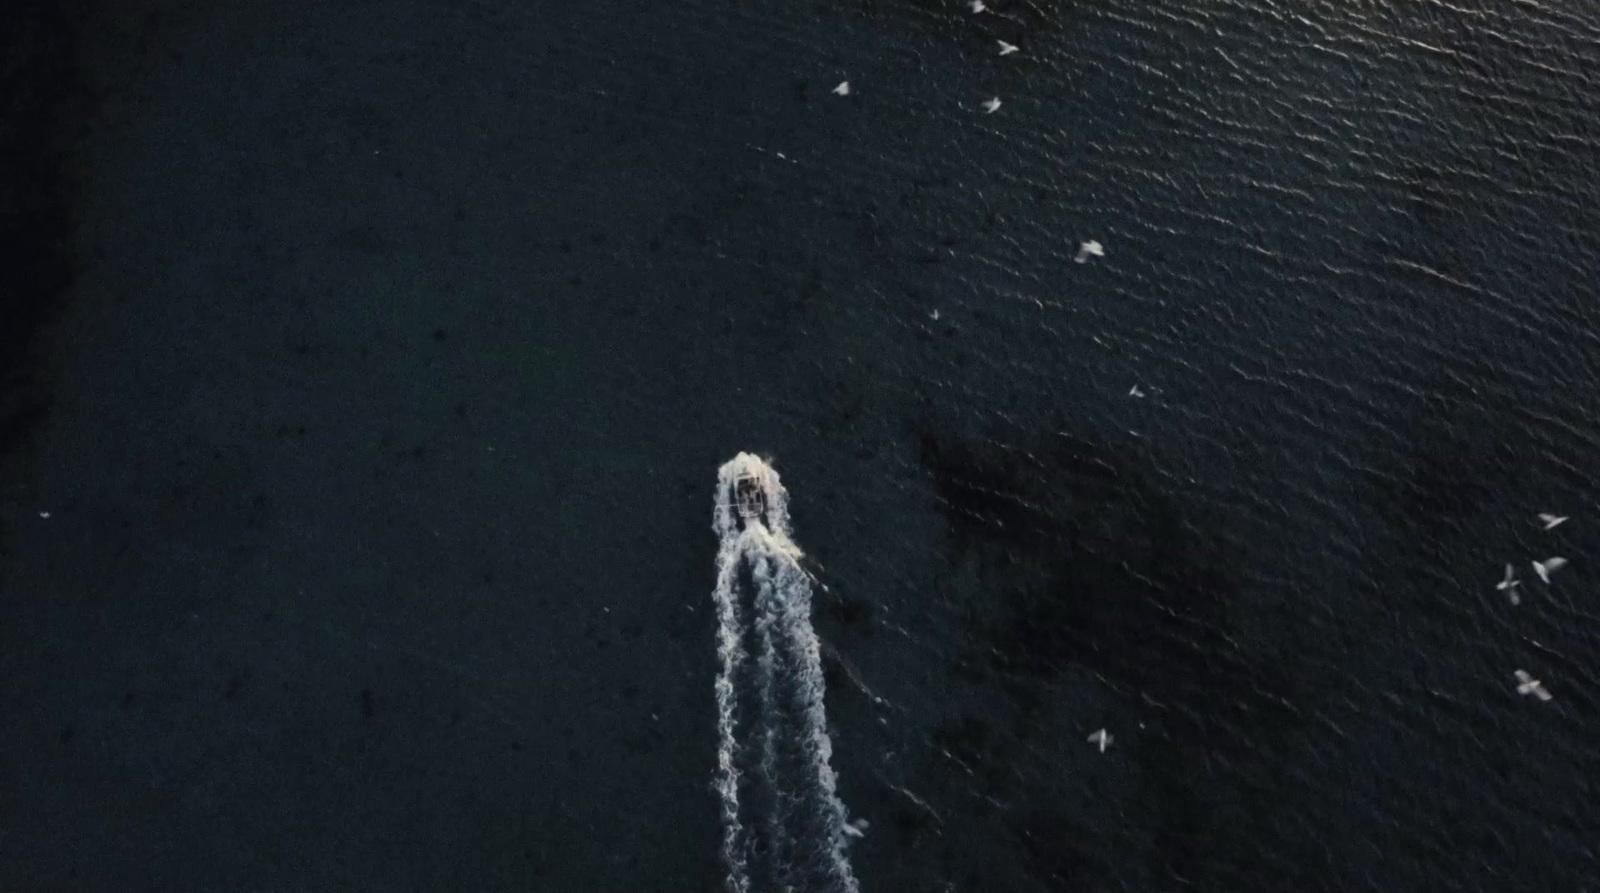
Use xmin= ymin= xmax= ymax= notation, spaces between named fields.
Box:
xmin=711 ymin=453 xmax=860 ymax=893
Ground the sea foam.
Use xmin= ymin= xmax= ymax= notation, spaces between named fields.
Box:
xmin=711 ymin=453 xmax=860 ymax=893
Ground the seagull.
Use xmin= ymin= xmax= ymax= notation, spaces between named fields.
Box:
xmin=981 ymin=97 xmax=1001 ymax=114
xmin=1497 ymin=563 xmax=1522 ymax=604
xmin=1087 ymin=728 xmax=1112 ymax=752
xmin=842 ymin=818 xmax=868 ymax=839
xmin=1539 ymin=513 xmax=1568 ymax=530
xmin=1129 ymin=385 xmax=1145 ymax=398
xmin=1514 ymin=669 xmax=1553 ymax=702
xmin=1074 ymin=239 xmax=1105 ymax=263
xmin=997 ymin=40 xmax=1019 ymax=56
xmin=1496 ymin=563 xmax=1520 ymax=591
xmin=929 ymin=308 xmax=941 ymax=321
xmin=969 ymin=0 xmax=986 ymax=11
xmin=1533 ymin=556 xmax=1568 ymax=583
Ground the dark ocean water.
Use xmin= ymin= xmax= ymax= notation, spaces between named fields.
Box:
xmin=3 ymin=0 xmax=1600 ymax=890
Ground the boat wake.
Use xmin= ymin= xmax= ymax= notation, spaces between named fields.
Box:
xmin=711 ymin=453 xmax=860 ymax=893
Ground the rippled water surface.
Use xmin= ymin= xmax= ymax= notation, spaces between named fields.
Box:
xmin=2 ymin=1 xmax=1598 ymax=890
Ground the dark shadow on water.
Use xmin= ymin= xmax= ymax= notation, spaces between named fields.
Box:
xmin=876 ymin=413 xmax=1327 ymax=893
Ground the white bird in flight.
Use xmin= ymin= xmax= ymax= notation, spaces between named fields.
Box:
xmin=1497 ymin=563 xmax=1521 ymax=604
xmin=1129 ymin=385 xmax=1145 ymax=398
xmin=981 ymin=97 xmax=1001 ymax=114
xmin=1496 ymin=563 xmax=1520 ymax=590
xmin=997 ymin=40 xmax=1019 ymax=56
xmin=833 ymin=81 xmax=850 ymax=96
xmin=1539 ymin=513 xmax=1568 ymax=530
xmin=1075 ymin=239 xmax=1105 ymax=263
xmin=1087 ymin=728 xmax=1112 ymax=752
xmin=1514 ymin=669 xmax=1553 ymax=702
xmin=969 ymin=0 xmax=986 ymax=11
xmin=1533 ymin=556 xmax=1568 ymax=583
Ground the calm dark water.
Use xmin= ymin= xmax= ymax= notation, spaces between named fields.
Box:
xmin=3 ymin=0 xmax=1600 ymax=890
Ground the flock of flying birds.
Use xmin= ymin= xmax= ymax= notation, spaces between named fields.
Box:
xmin=1074 ymin=519 xmax=1571 ymax=752
xmin=832 ymin=1 xmax=1110 ymax=389
xmin=1497 ymin=513 xmax=1570 ymax=702
xmin=815 ymin=4 xmax=1568 ymax=763
xmin=833 ymin=2 xmax=1560 ymax=737
xmin=829 ymin=0 xmax=1015 ymax=112
xmin=829 ymin=4 xmax=1117 ymax=751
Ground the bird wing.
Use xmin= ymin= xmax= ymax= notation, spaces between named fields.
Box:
xmin=1514 ymin=669 xmax=1533 ymax=683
